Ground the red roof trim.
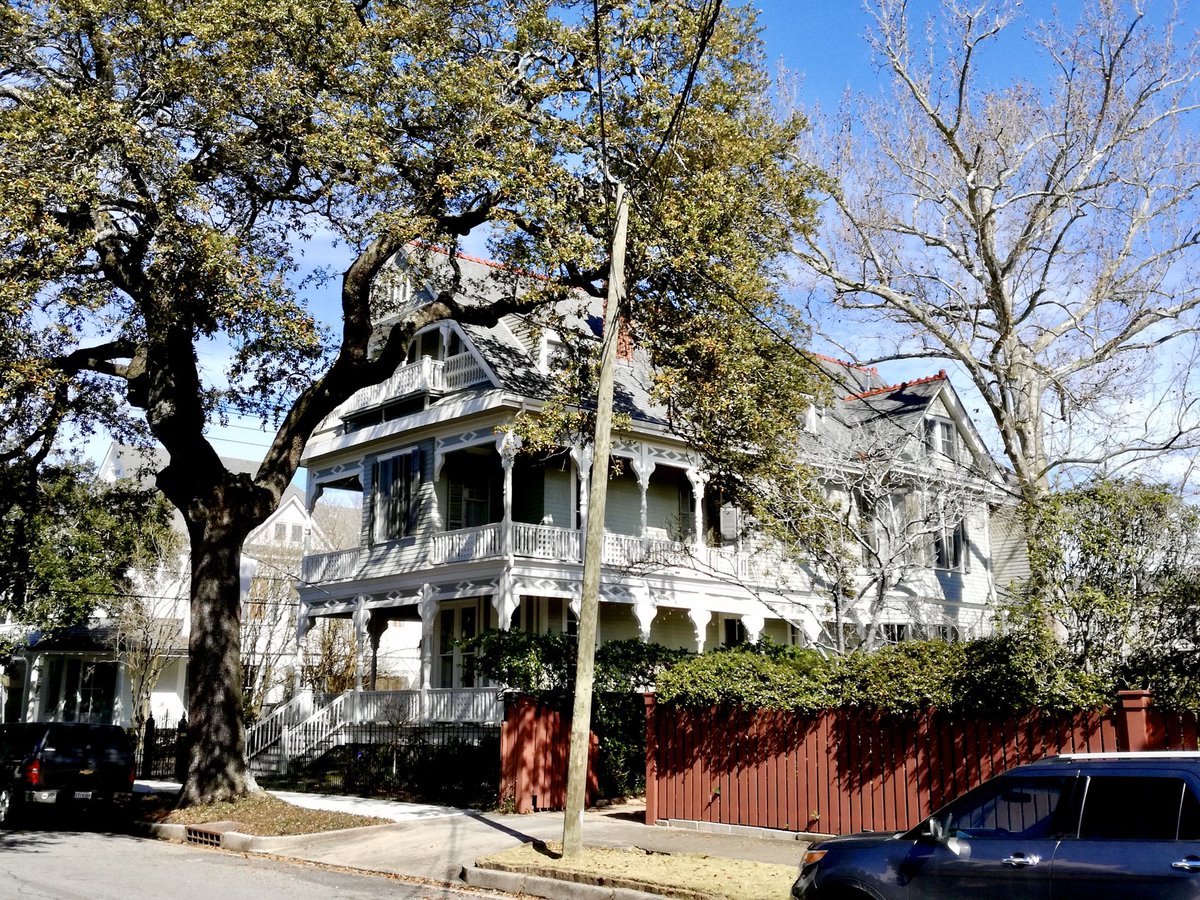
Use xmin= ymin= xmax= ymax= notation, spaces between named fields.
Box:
xmin=844 ymin=369 xmax=948 ymax=401
xmin=413 ymin=241 xmax=554 ymax=282
xmin=810 ymin=351 xmax=879 ymax=375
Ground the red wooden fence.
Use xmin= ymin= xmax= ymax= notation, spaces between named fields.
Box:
xmin=499 ymin=696 xmax=598 ymax=813
xmin=644 ymin=690 xmax=1199 ymax=835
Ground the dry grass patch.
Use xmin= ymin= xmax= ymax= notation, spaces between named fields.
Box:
xmin=142 ymin=792 xmax=388 ymax=836
xmin=479 ymin=841 xmax=796 ymax=900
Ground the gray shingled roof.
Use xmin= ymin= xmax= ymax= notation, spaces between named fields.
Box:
xmin=401 ymin=248 xmax=961 ymax=447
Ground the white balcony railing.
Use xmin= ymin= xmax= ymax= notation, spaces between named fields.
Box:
xmin=300 ymin=522 xmax=812 ymax=589
xmin=511 ymin=522 xmax=582 ymax=562
xmin=322 ymin=352 xmax=490 ymax=427
xmin=429 ymin=522 xmax=503 ymax=564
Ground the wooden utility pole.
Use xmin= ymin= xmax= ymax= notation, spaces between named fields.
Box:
xmin=562 ymin=180 xmax=628 ymax=858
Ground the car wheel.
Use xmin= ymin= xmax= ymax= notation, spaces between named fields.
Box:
xmin=0 ymin=787 xmax=15 ymax=828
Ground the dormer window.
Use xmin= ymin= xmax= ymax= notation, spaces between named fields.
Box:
xmin=540 ymin=337 xmax=566 ymax=374
xmin=925 ymin=418 xmax=957 ymax=461
xmin=405 ymin=325 xmax=464 ymax=365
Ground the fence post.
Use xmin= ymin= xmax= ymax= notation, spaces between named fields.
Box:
xmin=141 ymin=715 xmax=156 ymax=779
xmin=644 ymin=693 xmax=657 ymax=826
xmin=1116 ymin=689 xmax=1154 ymax=752
xmin=173 ymin=716 xmax=189 ymax=783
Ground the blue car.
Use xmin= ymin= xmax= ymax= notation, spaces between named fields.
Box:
xmin=792 ymin=751 xmax=1200 ymax=899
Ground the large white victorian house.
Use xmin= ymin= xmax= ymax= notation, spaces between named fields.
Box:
xmin=288 ymin=248 xmax=1013 ymax=743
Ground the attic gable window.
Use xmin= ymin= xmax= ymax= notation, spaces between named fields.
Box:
xmin=934 ymin=519 xmax=969 ymax=571
xmin=925 ymin=418 xmax=957 ymax=461
xmin=539 ymin=336 xmax=565 ymax=374
xmin=372 ymin=448 xmax=421 ymax=543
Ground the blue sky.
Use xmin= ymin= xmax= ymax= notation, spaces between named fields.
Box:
xmin=189 ymin=0 xmax=1183 ymax=476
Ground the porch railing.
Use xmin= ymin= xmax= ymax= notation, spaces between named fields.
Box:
xmin=246 ymin=689 xmax=316 ymax=762
xmin=429 ymin=522 xmax=502 ymax=564
xmin=269 ymin=687 xmax=503 ymax=773
xmin=424 ymin=687 xmax=503 ymax=724
xmin=302 ymin=522 xmax=812 ymax=588
xmin=511 ymin=522 xmax=581 ymax=561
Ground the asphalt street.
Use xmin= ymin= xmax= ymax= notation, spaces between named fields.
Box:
xmin=0 ymin=827 xmax=496 ymax=900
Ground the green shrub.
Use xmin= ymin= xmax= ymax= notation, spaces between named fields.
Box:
xmin=655 ymin=633 xmax=1110 ymax=714
xmin=469 ymin=630 xmax=693 ymax=798
xmin=826 ymin=640 xmax=964 ymax=713
xmin=655 ymin=644 xmax=828 ymax=711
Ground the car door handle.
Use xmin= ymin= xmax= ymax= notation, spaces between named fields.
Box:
xmin=1001 ymin=854 xmax=1041 ymax=868
xmin=1172 ymin=857 xmax=1200 ymax=872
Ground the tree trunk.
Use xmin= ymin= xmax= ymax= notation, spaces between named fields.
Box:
xmin=178 ymin=524 xmax=255 ymax=805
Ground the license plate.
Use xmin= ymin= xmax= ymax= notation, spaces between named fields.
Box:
xmin=74 ymin=791 xmax=92 ymax=800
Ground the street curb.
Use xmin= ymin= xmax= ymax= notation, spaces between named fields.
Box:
xmin=141 ymin=819 xmax=403 ymax=853
xmin=656 ymin=818 xmax=832 ymax=843
xmin=463 ymin=865 xmax=668 ymax=900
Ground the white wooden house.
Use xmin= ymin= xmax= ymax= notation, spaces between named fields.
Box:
xmin=269 ymin=247 xmax=1013 ymax=767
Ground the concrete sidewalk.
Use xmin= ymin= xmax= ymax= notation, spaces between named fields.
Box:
xmin=141 ymin=783 xmax=810 ymax=897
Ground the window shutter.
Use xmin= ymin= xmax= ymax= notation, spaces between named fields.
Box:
xmin=407 ymin=449 xmax=422 ymax=534
xmin=448 ymin=478 xmax=464 ymax=530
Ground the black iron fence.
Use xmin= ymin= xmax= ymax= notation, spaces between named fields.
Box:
xmin=260 ymin=722 xmax=500 ymax=809
xmin=135 ymin=715 xmax=187 ymax=781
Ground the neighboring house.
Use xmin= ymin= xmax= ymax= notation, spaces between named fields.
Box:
xmin=7 ymin=444 xmax=317 ymax=728
xmin=293 ymin=247 xmax=1013 ymax=715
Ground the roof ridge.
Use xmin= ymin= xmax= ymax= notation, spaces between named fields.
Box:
xmin=414 ymin=242 xmax=553 ymax=283
xmin=844 ymin=369 xmax=947 ymax=401
xmin=810 ymin=351 xmax=879 ymax=375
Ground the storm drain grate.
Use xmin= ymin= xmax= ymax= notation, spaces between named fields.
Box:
xmin=184 ymin=821 xmax=237 ymax=847
xmin=185 ymin=827 xmax=222 ymax=847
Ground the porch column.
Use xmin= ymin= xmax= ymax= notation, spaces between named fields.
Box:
xmin=571 ymin=444 xmax=593 ymax=539
xmin=686 ymin=467 xmax=708 ymax=552
xmin=25 ymin=654 xmax=42 ymax=721
xmin=497 ymin=431 xmax=522 ymax=565
xmin=352 ymin=597 xmax=371 ymax=693
xmin=632 ymin=454 xmax=656 ymax=548
xmin=632 ymin=583 xmax=657 ymax=641
xmin=495 ymin=569 xmax=519 ymax=631
xmin=418 ymin=584 xmax=436 ymax=721
xmin=294 ymin=614 xmax=315 ymax=694
xmin=368 ymin=616 xmax=388 ymax=691
xmin=741 ymin=612 xmax=765 ymax=644
xmin=688 ymin=608 xmax=712 ymax=654
xmin=113 ymin=663 xmax=131 ymax=728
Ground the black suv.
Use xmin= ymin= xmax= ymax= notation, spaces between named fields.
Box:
xmin=792 ymin=752 xmax=1200 ymax=900
xmin=0 ymin=722 xmax=135 ymax=826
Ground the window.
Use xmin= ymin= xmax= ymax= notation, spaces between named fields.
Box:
xmin=941 ymin=776 xmax=1072 ymax=840
xmin=722 ymin=617 xmax=747 ymax=647
xmin=372 ymin=450 xmax=420 ymax=543
xmin=934 ymin=520 xmax=968 ymax=570
xmin=1078 ymin=776 xmax=1192 ymax=841
xmin=446 ymin=471 xmax=494 ymax=530
xmin=290 ymin=524 xmax=304 ymax=544
xmin=274 ymin=523 xmax=287 ymax=542
xmin=925 ymin=418 xmax=957 ymax=461
xmin=880 ymin=623 xmax=910 ymax=644
xmin=438 ymin=601 xmax=482 ymax=689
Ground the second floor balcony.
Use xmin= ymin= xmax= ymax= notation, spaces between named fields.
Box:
xmin=300 ymin=519 xmax=802 ymax=590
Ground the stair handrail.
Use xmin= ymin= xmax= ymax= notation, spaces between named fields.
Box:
xmin=245 ymin=689 xmax=315 ymax=761
xmin=280 ymin=690 xmax=351 ymax=770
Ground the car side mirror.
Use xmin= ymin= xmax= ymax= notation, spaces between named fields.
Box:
xmin=918 ymin=817 xmax=949 ymax=845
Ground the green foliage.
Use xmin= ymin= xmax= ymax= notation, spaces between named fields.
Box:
xmin=827 ymin=640 xmax=963 ymax=713
xmin=1021 ymin=478 xmax=1200 ymax=693
xmin=0 ymin=462 xmax=174 ymax=628
xmin=470 ymin=630 xmax=690 ymax=796
xmin=655 ymin=643 xmax=829 ymax=711
xmin=656 ymin=633 xmax=1111 ymax=715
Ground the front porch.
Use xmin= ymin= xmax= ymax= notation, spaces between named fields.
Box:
xmin=246 ymin=685 xmax=503 ymax=775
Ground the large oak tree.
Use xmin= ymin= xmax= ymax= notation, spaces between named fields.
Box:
xmin=1 ymin=0 xmax=818 ymax=803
